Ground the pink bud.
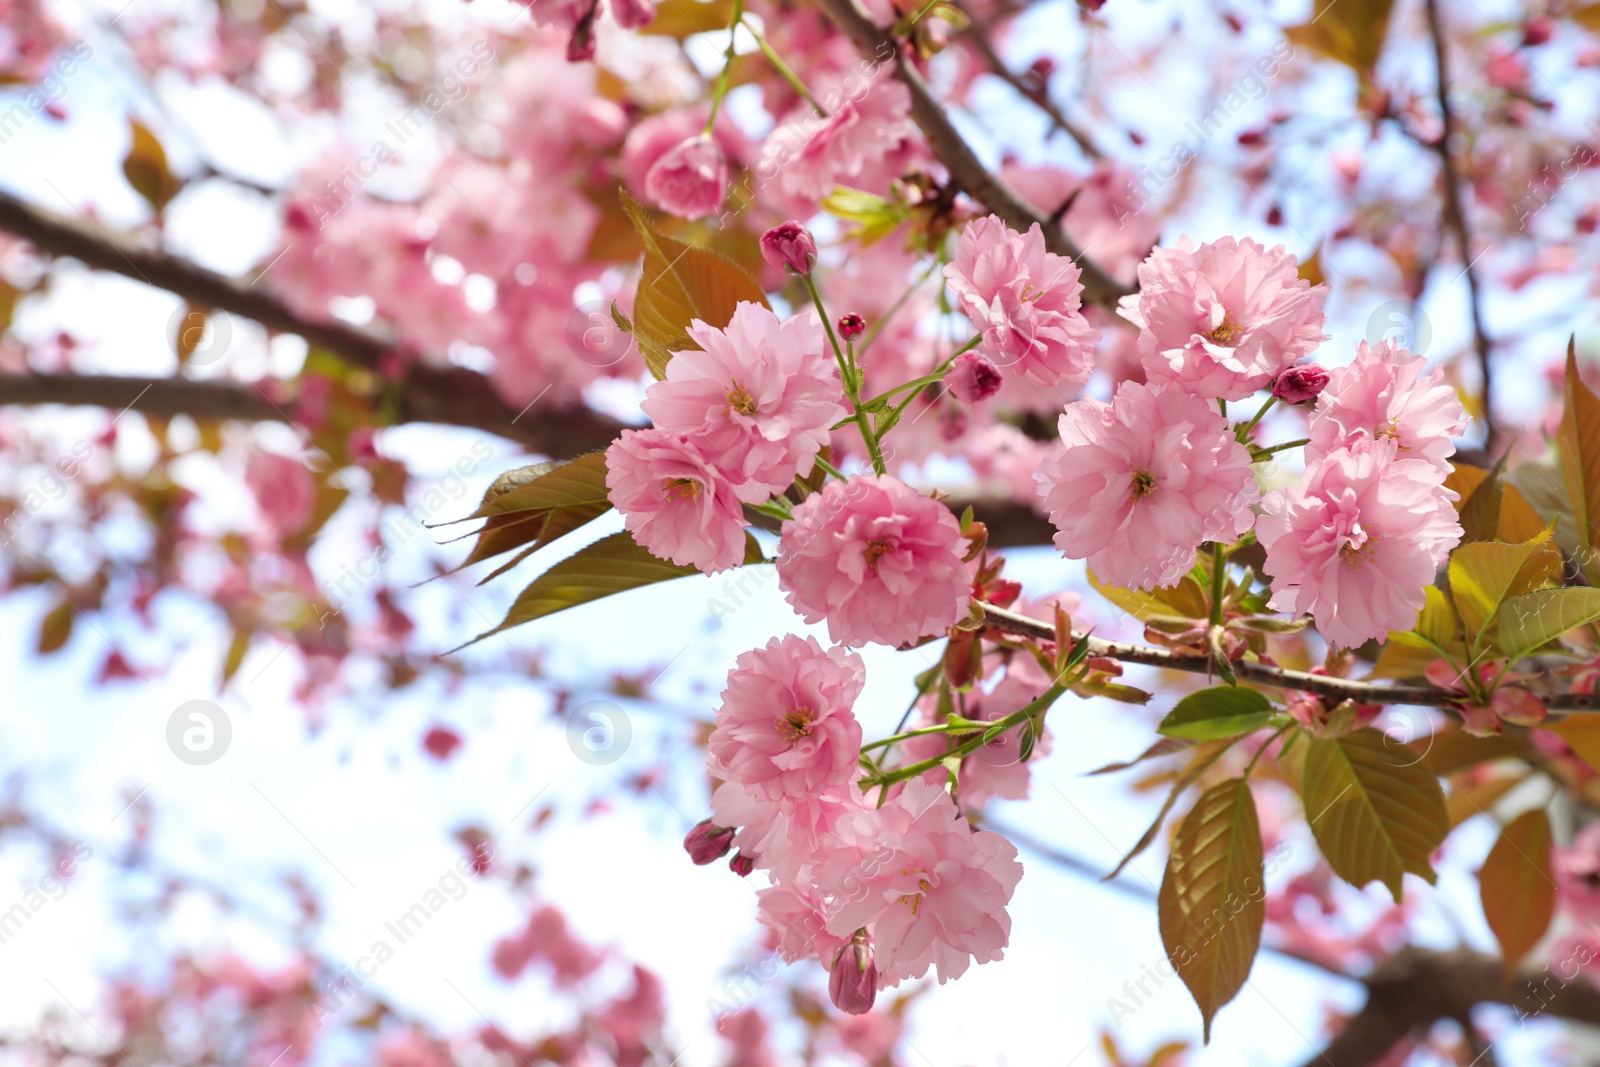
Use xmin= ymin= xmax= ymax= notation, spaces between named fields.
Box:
xmin=1271 ymin=364 xmax=1330 ymax=404
xmin=728 ymin=852 xmax=755 ymax=877
xmin=683 ymin=819 xmax=733 ymax=865
xmin=828 ymin=932 xmax=876 ymax=1015
xmin=1523 ymin=15 xmax=1554 ymax=45
xmin=945 ymin=351 xmax=1003 ymax=403
xmin=838 ymin=313 xmax=866 ymax=341
xmin=760 ymin=221 xmax=817 ymax=274
xmin=645 ymin=135 xmax=727 ymax=220
xmin=422 ymin=726 xmax=463 ymax=761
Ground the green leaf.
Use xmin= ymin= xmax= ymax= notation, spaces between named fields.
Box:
xmin=1088 ymin=569 xmax=1210 ymax=622
xmin=1495 ymin=587 xmax=1600 ymax=662
xmin=1478 ymin=808 xmax=1555 ymax=977
xmin=621 ymin=189 xmax=768 ymax=378
xmin=1300 ymin=728 xmax=1448 ymax=901
xmin=1159 ymin=687 xmax=1274 ymax=741
xmin=1447 ymin=526 xmax=1560 ymax=645
xmin=454 ymin=530 xmax=763 ymax=648
xmin=1558 ymin=339 xmax=1600 ymax=582
xmin=1158 ymin=779 xmax=1265 ymax=1043
xmin=1456 ymin=451 xmax=1510 ymax=543
xmin=37 ymin=600 xmax=73 ymax=654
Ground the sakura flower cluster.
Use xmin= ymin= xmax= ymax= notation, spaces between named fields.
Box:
xmin=606 ymin=301 xmax=845 ymax=573
xmin=693 ymin=636 xmax=1024 ymax=1012
xmin=1258 ymin=341 xmax=1467 ymax=646
xmin=1036 ymin=235 xmax=1327 ymax=592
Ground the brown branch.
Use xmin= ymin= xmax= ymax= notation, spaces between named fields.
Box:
xmin=1423 ymin=0 xmax=1498 ymax=450
xmin=0 ymin=371 xmax=625 ymax=457
xmin=0 ymin=189 xmax=625 ymax=456
xmin=1295 ymin=946 xmax=1600 ymax=1067
xmin=956 ymin=7 xmax=1103 ymax=160
xmin=979 ymin=600 xmax=1600 ymax=711
xmin=809 ymin=0 xmax=1131 ymax=306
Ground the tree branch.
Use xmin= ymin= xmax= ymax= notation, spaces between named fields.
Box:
xmin=1295 ymin=946 xmax=1600 ymax=1067
xmin=0 ymin=189 xmax=626 ymax=456
xmin=956 ymin=7 xmax=1104 ymax=160
xmin=809 ymin=0 xmax=1131 ymax=306
xmin=0 ymin=371 xmax=626 ymax=457
xmin=1423 ymin=0 xmax=1497 ymax=450
xmin=979 ymin=600 xmax=1600 ymax=711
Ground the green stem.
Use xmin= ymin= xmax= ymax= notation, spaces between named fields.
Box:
xmin=1209 ymin=542 xmax=1227 ymax=626
xmin=813 ymin=455 xmax=848 ymax=481
xmin=806 ymin=274 xmax=886 ymax=475
xmin=864 ymin=685 xmax=1066 ymax=788
xmin=1254 ymin=437 xmax=1310 ymax=458
xmin=1237 ymin=396 xmax=1278 ymax=442
xmin=861 ymin=720 xmax=975 ymax=752
xmin=742 ymin=18 xmax=824 ymax=116
xmin=1243 ymin=723 xmax=1291 ymax=778
xmin=704 ymin=0 xmax=745 ymax=133
xmin=859 ymin=258 xmax=943 ymax=357
xmin=859 ymin=343 xmax=974 ymax=408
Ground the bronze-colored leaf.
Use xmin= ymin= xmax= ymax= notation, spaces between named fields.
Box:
xmin=1158 ymin=778 xmax=1264 ymax=1042
xmin=1478 ymin=808 xmax=1555 ymax=977
xmin=621 ymin=189 xmax=768 ymax=378
xmin=1557 ymin=339 xmax=1600 ymax=582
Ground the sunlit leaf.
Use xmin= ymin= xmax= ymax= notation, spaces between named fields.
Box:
xmin=1494 ymin=587 xmax=1600 ymax=662
xmin=621 ymin=189 xmax=768 ymax=378
xmin=1447 ymin=526 xmax=1560 ymax=645
xmin=1478 ymin=808 xmax=1555 ymax=976
xmin=1300 ymin=728 xmax=1448 ymax=901
xmin=37 ymin=600 xmax=73 ymax=654
xmin=1158 ymin=687 xmax=1274 ymax=741
xmin=1282 ymin=0 xmax=1396 ymax=76
xmin=123 ymin=117 xmax=181 ymax=213
xmin=1558 ymin=339 xmax=1600 ymax=582
xmin=1158 ymin=778 xmax=1264 ymax=1042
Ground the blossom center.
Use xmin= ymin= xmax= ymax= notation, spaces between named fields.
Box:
xmin=863 ymin=539 xmax=896 ymax=573
xmin=1203 ymin=310 xmax=1241 ymax=346
xmin=775 ymin=706 xmax=815 ymax=744
xmin=726 ymin=380 xmax=759 ymax=416
xmin=1129 ymin=468 xmax=1157 ymax=501
xmin=1337 ymin=521 xmax=1375 ymax=565
xmin=897 ymin=877 xmax=934 ymax=915
xmin=662 ymin=477 xmax=702 ymax=503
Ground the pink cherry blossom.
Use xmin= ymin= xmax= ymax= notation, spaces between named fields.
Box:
xmin=1258 ymin=441 xmax=1462 ymax=648
xmin=708 ymin=634 xmax=865 ymax=798
xmin=757 ymin=883 xmax=849 ymax=964
xmin=645 ymin=134 xmax=727 ymax=219
xmin=814 ymin=778 xmax=1022 ymax=987
xmin=1036 ymin=381 xmax=1259 ymax=590
xmin=710 ymin=782 xmax=864 ymax=885
xmin=777 ymin=475 xmax=971 ymax=648
xmin=760 ymin=78 xmax=923 ymax=214
xmin=604 ymin=428 xmax=748 ymax=573
xmin=641 ymin=302 xmax=844 ymax=503
xmin=942 ymin=215 xmax=1100 ymax=390
xmin=1117 ymin=236 xmax=1328 ymax=400
xmin=620 ymin=107 xmax=749 ymax=202
xmin=1308 ymin=340 xmax=1468 ymax=472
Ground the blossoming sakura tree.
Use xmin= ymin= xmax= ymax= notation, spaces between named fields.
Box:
xmin=8 ymin=0 xmax=1600 ymax=1062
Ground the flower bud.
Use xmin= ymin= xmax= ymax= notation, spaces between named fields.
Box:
xmin=760 ymin=221 xmax=817 ymax=275
xmin=828 ymin=931 xmax=876 ymax=1015
xmin=1271 ymin=364 xmax=1330 ymax=404
xmin=838 ymin=314 xmax=866 ymax=341
xmin=683 ymin=819 xmax=734 ymax=865
xmin=728 ymin=851 xmax=755 ymax=877
xmin=945 ymin=351 xmax=1003 ymax=404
